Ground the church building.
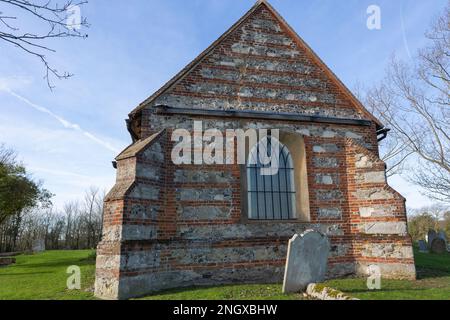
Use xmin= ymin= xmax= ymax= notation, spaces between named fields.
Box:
xmin=94 ymin=0 xmax=416 ymax=300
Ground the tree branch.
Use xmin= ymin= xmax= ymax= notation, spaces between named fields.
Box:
xmin=0 ymin=0 xmax=89 ymax=89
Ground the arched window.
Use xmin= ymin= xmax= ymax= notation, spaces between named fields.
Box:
xmin=247 ymin=136 xmax=296 ymax=220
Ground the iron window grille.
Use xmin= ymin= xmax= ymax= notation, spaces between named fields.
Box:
xmin=247 ymin=136 xmax=297 ymax=220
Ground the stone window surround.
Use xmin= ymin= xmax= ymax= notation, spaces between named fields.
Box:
xmin=240 ymin=130 xmax=311 ymax=223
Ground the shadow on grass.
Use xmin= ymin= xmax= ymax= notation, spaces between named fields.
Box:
xmin=0 ymin=271 xmax=53 ymax=276
xmin=135 ymin=283 xmax=294 ymax=300
xmin=16 ymin=257 xmax=94 ymax=269
xmin=137 ymin=284 xmax=250 ymax=298
xmin=343 ymin=287 xmax=430 ymax=294
xmin=416 ymin=267 xmax=449 ymax=280
xmin=413 ymin=249 xmax=450 ymax=280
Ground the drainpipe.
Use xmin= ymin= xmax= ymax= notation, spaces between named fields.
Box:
xmin=377 ymin=128 xmax=391 ymax=142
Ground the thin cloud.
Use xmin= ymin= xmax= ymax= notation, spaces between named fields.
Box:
xmin=3 ymin=88 xmax=120 ymax=153
xmin=29 ymin=166 xmax=114 ymax=189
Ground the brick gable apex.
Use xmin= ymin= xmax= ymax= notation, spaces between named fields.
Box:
xmin=129 ymin=0 xmax=383 ymax=129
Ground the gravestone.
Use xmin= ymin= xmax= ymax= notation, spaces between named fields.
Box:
xmin=426 ymin=230 xmax=437 ymax=249
xmin=438 ymin=231 xmax=448 ymax=252
xmin=430 ymin=238 xmax=447 ymax=254
xmin=418 ymin=240 xmax=428 ymax=253
xmin=32 ymin=239 xmax=45 ymax=253
xmin=0 ymin=257 xmax=16 ymax=267
xmin=438 ymin=231 xmax=447 ymax=242
xmin=282 ymin=230 xmax=330 ymax=293
xmin=437 ymin=231 xmax=450 ymax=252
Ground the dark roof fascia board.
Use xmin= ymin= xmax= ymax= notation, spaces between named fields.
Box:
xmin=153 ymin=105 xmax=373 ymax=127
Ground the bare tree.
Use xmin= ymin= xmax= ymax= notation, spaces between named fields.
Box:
xmin=366 ymin=4 xmax=450 ymax=202
xmin=0 ymin=186 xmax=104 ymax=252
xmin=353 ymin=82 xmax=411 ymax=177
xmin=0 ymin=0 xmax=89 ymax=89
xmin=63 ymin=201 xmax=77 ymax=248
xmin=83 ymin=186 xmax=103 ymax=249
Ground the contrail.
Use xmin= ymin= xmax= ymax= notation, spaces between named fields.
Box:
xmin=4 ymin=89 xmax=121 ymax=153
xmin=400 ymin=4 xmax=413 ymax=60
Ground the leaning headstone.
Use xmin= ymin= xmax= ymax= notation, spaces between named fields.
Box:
xmin=32 ymin=239 xmax=45 ymax=253
xmin=418 ymin=240 xmax=428 ymax=253
xmin=438 ymin=231 xmax=447 ymax=242
xmin=430 ymin=238 xmax=447 ymax=254
xmin=426 ymin=230 xmax=437 ymax=249
xmin=282 ymin=230 xmax=330 ymax=293
xmin=438 ymin=231 xmax=448 ymax=251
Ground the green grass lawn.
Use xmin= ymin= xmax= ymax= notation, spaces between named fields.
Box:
xmin=0 ymin=248 xmax=448 ymax=300
xmin=322 ymin=249 xmax=450 ymax=300
xmin=0 ymin=250 xmax=96 ymax=300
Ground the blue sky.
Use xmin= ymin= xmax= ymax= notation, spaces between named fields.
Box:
xmin=0 ymin=0 xmax=447 ymax=209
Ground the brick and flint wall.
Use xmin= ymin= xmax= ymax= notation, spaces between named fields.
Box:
xmin=95 ymin=117 xmax=415 ymax=299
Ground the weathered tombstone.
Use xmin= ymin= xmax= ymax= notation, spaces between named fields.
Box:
xmin=438 ymin=231 xmax=447 ymax=242
xmin=32 ymin=239 xmax=45 ymax=253
xmin=426 ymin=230 xmax=437 ymax=249
xmin=282 ymin=230 xmax=330 ymax=293
xmin=430 ymin=238 xmax=447 ymax=254
xmin=418 ymin=240 xmax=428 ymax=253
xmin=437 ymin=231 xmax=448 ymax=252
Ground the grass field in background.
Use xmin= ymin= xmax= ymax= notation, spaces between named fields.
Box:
xmin=0 ymin=248 xmax=448 ymax=300
xmin=0 ymin=250 xmax=96 ymax=300
xmin=322 ymin=249 xmax=450 ymax=300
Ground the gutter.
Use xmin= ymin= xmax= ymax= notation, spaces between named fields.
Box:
xmin=376 ymin=127 xmax=391 ymax=142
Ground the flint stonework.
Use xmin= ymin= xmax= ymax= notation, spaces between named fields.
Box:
xmin=360 ymin=222 xmax=408 ymax=235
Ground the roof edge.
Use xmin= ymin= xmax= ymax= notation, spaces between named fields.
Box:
xmin=129 ymin=0 xmax=384 ymax=129
xmin=129 ymin=0 xmax=265 ymax=116
xmin=115 ymin=129 xmax=165 ymax=161
xmin=154 ymin=105 xmax=373 ymax=127
xmin=260 ymin=1 xmax=383 ymax=128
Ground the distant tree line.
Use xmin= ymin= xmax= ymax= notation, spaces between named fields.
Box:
xmin=408 ymin=205 xmax=450 ymax=242
xmin=0 ymin=144 xmax=104 ymax=253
